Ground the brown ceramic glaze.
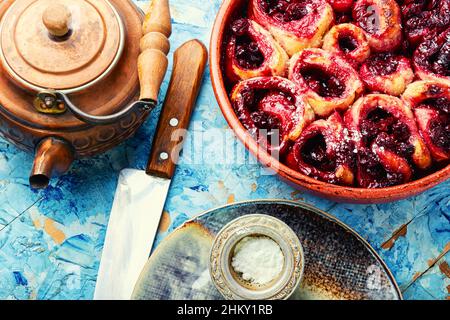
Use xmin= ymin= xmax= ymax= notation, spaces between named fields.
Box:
xmin=209 ymin=0 xmax=450 ymax=204
xmin=0 ymin=0 xmax=171 ymax=188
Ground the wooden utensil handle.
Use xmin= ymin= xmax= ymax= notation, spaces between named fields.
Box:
xmin=138 ymin=0 xmax=172 ymax=102
xmin=146 ymin=40 xmax=208 ymax=179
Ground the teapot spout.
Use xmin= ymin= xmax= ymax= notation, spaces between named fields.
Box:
xmin=30 ymin=137 xmax=74 ymax=189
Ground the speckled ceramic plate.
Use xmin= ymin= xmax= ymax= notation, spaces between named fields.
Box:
xmin=132 ymin=200 xmax=402 ymax=300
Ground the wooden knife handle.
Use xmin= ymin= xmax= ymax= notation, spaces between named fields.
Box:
xmin=146 ymin=40 xmax=208 ymax=178
xmin=138 ymin=0 xmax=171 ymax=102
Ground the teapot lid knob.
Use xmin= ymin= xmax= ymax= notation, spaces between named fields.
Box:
xmin=42 ymin=3 xmax=72 ymax=37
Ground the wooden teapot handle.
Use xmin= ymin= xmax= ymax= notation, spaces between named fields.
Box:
xmin=138 ymin=0 xmax=172 ymax=102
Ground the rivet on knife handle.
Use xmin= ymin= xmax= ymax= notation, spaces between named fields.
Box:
xmin=146 ymin=40 xmax=208 ymax=179
xmin=138 ymin=0 xmax=171 ymax=102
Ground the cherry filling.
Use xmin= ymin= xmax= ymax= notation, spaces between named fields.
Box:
xmin=258 ymin=0 xmax=309 ymax=22
xmin=301 ymin=134 xmax=336 ymax=172
xmin=358 ymin=150 xmax=406 ymax=187
xmin=329 ymin=0 xmax=355 ymax=13
xmin=420 ymin=97 xmax=450 ymax=115
xmin=338 ymin=33 xmax=359 ymax=53
xmin=430 ymin=118 xmax=450 ymax=150
xmin=401 ymin=0 xmax=450 ymax=46
xmin=230 ymin=18 xmax=249 ymax=36
xmin=419 ymin=98 xmax=450 ymax=151
xmin=252 ymin=91 xmax=292 ymax=134
xmin=415 ymin=31 xmax=450 ymax=77
xmin=356 ymin=106 xmax=416 ymax=188
xmin=231 ymin=76 xmax=317 ymax=155
xmin=353 ymin=4 xmax=381 ymax=35
xmin=288 ymin=113 xmax=356 ymax=185
xmin=364 ymin=53 xmax=399 ymax=76
xmin=251 ymin=110 xmax=282 ymax=132
xmin=231 ymin=19 xmax=265 ymax=69
xmin=360 ymin=108 xmax=414 ymax=158
xmin=239 ymin=87 xmax=295 ymax=137
xmin=335 ymin=12 xmax=353 ymax=24
xmin=235 ymin=37 xmax=265 ymax=69
xmin=433 ymin=40 xmax=450 ymax=76
xmin=299 ymin=66 xmax=346 ymax=98
xmin=241 ymin=87 xmax=295 ymax=108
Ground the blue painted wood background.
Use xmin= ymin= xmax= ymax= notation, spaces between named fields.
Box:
xmin=0 ymin=0 xmax=449 ymax=300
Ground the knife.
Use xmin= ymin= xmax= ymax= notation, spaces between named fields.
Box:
xmin=94 ymin=39 xmax=207 ymax=300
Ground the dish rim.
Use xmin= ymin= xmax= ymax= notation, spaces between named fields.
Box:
xmin=133 ymin=199 xmax=403 ymax=300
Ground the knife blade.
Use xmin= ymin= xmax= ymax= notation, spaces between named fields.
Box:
xmin=94 ymin=39 xmax=207 ymax=300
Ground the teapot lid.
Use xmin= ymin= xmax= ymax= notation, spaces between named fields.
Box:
xmin=0 ymin=0 xmax=124 ymax=93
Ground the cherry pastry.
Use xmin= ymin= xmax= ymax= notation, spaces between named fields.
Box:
xmin=334 ymin=10 xmax=353 ymax=24
xmin=402 ymin=81 xmax=450 ymax=162
xmin=289 ymin=48 xmax=364 ymax=117
xmin=322 ymin=23 xmax=371 ymax=67
xmin=248 ymin=0 xmax=334 ymax=56
xmin=413 ymin=28 xmax=450 ymax=86
xmin=345 ymin=94 xmax=432 ymax=188
xmin=286 ymin=112 xmax=355 ymax=186
xmin=359 ymin=53 xmax=414 ymax=96
xmin=328 ymin=0 xmax=355 ymax=13
xmin=352 ymin=0 xmax=402 ymax=52
xmin=230 ymin=76 xmax=315 ymax=155
xmin=224 ymin=18 xmax=289 ymax=83
xmin=400 ymin=0 xmax=450 ymax=47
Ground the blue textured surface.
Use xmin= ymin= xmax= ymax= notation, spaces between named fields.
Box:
xmin=0 ymin=0 xmax=449 ymax=300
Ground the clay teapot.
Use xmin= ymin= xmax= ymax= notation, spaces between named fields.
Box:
xmin=0 ymin=0 xmax=172 ymax=188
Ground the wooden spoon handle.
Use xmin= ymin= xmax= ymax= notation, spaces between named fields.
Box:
xmin=138 ymin=0 xmax=172 ymax=102
xmin=146 ymin=40 xmax=208 ymax=179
